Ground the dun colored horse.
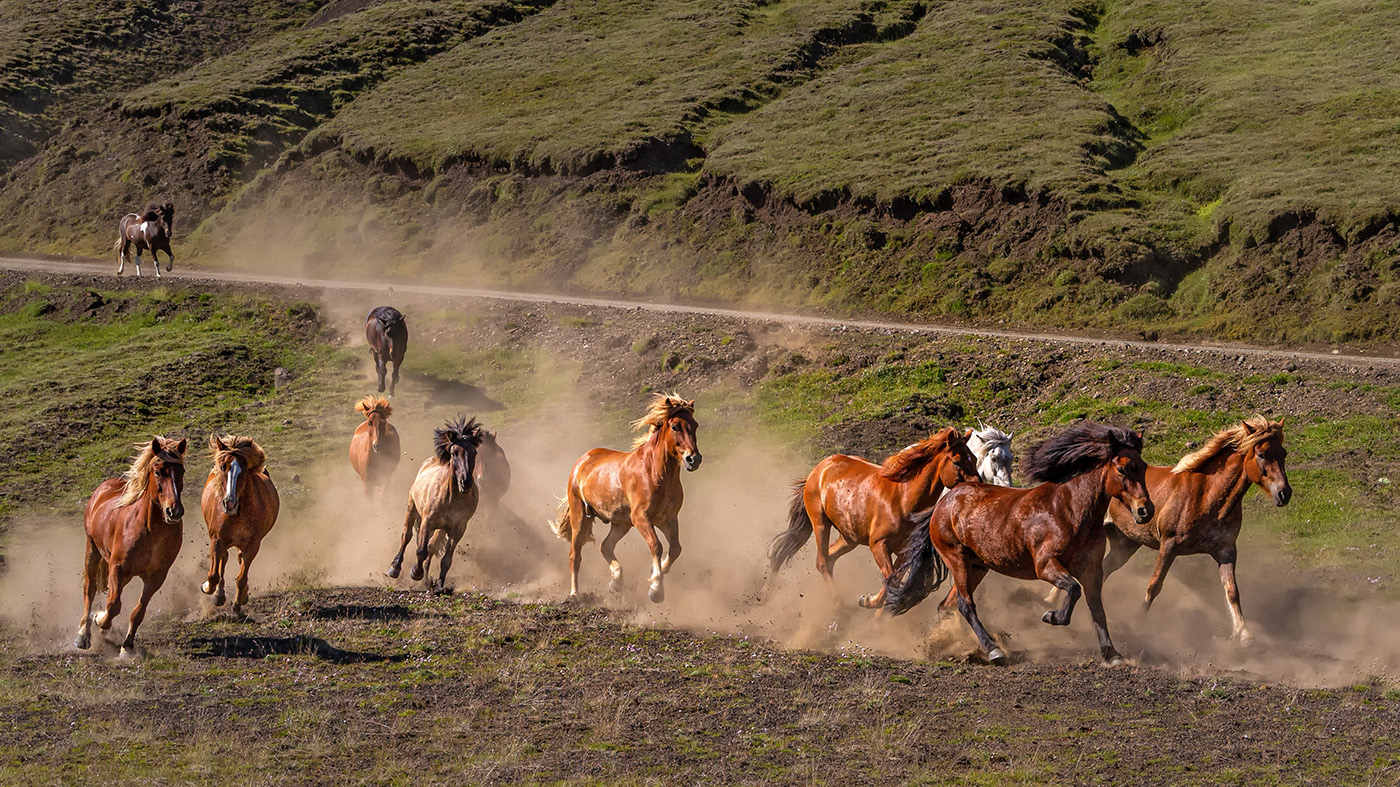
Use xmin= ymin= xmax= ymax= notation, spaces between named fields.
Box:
xmin=75 ymin=437 xmax=187 ymax=657
xmin=767 ymin=428 xmax=979 ymax=609
xmin=366 ymin=306 xmax=408 ymax=396
xmin=349 ymin=396 xmax=401 ymax=498
xmin=387 ymin=416 xmax=483 ymax=591
xmin=551 ymin=394 xmax=701 ymax=603
xmin=201 ymin=435 xmax=280 ymax=616
xmin=884 ymin=422 xmax=1153 ymax=665
xmin=966 ymin=421 xmax=1014 ymax=486
xmin=115 ymin=202 xmax=175 ymax=277
xmin=1103 ymin=416 xmax=1290 ymax=643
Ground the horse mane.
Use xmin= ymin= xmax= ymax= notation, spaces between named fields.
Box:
xmin=355 ymin=395 xmax=393 ymax=420
xmin=374 ymin=306 xmax=404 ymax=327
xmin=879 ymin=428 xmax=957 ymax=482
xmin=209 ymin=434 xmax=267 ymax=474
xmin=1021 ymin=421 xmax=1142 ymax=485
xmin=117 ymin=436 xmax=186 ymax=507
xmin=433 ymin=416 xmax=484 ymax=463
xmin=1173 ymin=415 xmax=1283 ymax=474
xmin=971 ymin=421 xmax=1012 ymax=451
xmin=630 ymin=393 xmax=695 ymax=448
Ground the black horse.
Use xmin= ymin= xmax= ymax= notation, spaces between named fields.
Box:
xmin=115 ymin=202 xmax=175 ymax=277
xmin=366 ymin=306 xmax=408 ymax=396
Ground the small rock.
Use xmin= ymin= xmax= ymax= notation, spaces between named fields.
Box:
xmin=273 ymin=367 xmax=293 ymax=389
xmin=282 ymin=418 xmax=293 ymax=425
xmin=1283 ymin=361 xmax=1297 ymax=372
xmin=291 ymin=473 xmax=302 ymax=484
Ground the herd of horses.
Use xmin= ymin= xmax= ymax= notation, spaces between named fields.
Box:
xmin=70 ymin=298 xmax=1293 ymax=667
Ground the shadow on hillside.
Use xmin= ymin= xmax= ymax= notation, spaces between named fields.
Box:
xmin=401 ymin=371 xmax=504 ymax=411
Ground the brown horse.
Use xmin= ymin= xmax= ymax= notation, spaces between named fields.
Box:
xmin=550 ymin=394 xmax=701 ymax=603
xmin=200 ymin=435 xmax=280 ymax=616
xmin=884 ymin=422 xmax=1153 ymax=665
xmin=474 ymin=427 xmax=511 ymax=512
xmin=767 ymin=428 xmax=979 ymax=609
xmin=366 ymin=306 xmax=408 ymax=396
xmin=387 ymin=416 xmax=483 ymax=591
xmin=1103 ymin=416 xmax=1290 ymax=643
xmin=115 ymin=202 xmax=175 ymax=277
xmin=349 ymin=396 xmax=401 ymax=498
xmin=74 ymin=437 xmax=187 ymax=657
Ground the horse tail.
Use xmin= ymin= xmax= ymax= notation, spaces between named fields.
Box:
xmin=767 ymin=479 xmax=813 ymax=572
xmin=550 ymin=496 xmax=572 ymax=541
xmin=882 ymin=508 xmax=948 ymax=616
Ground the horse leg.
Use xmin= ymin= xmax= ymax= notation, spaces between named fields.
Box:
xmin=1038 ymin=558 xmax=1082 ymax=627
xmin=411 ymin=518 xmax=435 ymax=584
xmin=152 ymin=245 xmax=162 ymax=278
xmin=434 ymin=534 xmax=457 ymax=595
xmin=599 ymin=521 xmax=630 ymax=594
xmin=135 ymin=248 xmax=143 ymax=277
xmin=120 ymin=569 xmax=169 ymax=659
xmin=202 ymin=537 xmax=229 ymax=606
xmin=658 ymin=519 xmax=682 ymax=574
xmin=1077 ymin=557 xmax=1123 ymax=665
xmin=387 ymin=499 xmax=420 ymax=579
xmin=566 ymin=492 xmax=591 ymax=597
xmin=949 ymin=560 xmax=1005 ymax=664
xmin=74 ymin=538 xmax=101 ymax=649
xmin=812 ymin=510 xmax=840 ymax=603
xmin=1142 ymin=541 xmax=1178 ymax=612
xmin=1214 ymin=546 xmax=1251 ymax=644
xmin=95 ymin=561 xmax=127 ymax=631
xmin=859 ymin=537 xmax=896 ymax=610
xmin=374 ymin=351 xmax=387 ymax=394
xmin=633 ymin=516 xmax=666 ymax=603
xmin=389 ymin=357 xmax=400 ymax=398
xmin=233 ymin=543 xmax=261 ymax=615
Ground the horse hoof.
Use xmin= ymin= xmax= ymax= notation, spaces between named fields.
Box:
xmin=410 ymin=566 xmax=425 ymax=582
xmin=608 ymin=578 xmax=623 ymax=594
xmin=1105 ymin=655 xmax=1125 ymax=667
xmin=648 ymin=585 xmax=665 ymax=604
xmin=988 ymin=648 xmax=1009 ymax=666
xmin=118 ymin=647 xmax=138 ymax=661
xmin=1041 ymin=610 xmax=1054 ymax=625
xmin=201 ymin=580 xmax=214 ymax=595
xmin=94 ymin=612 xmax=111 ymax=630
xmin=74 ymin=634 xmax=90 ymax=650
xmin=857 ymin=594 xmax=874 ymax=609
xmin=166 ymin=263 xmax=172 ymax=272
xmin=1237 ymin=630 xmax=1255 ymax=647
xmin=213 ymin=592 xmax=226 ymax=607
xmin=386 ymin=565 xmax=401 ymax=579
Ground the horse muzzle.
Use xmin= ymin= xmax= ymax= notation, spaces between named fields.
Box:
xmin=1273 ymin=484 xmax=1293 ymax=507
xmin=222 ymin=499 xmax=240 ymax=515
xmin=1132 ymin=502 xmax=1154 ymax=525
xmin=683 ymin=453 xmax=702 ymax=472
xmin=166 ymin=503 xmax=185 ymax=520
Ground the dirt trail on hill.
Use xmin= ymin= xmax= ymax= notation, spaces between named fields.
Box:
xmin=3 ymin=255 xmax=1397 ymax=367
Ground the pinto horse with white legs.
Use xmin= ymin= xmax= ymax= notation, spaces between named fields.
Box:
xmin=1103 ymin=416 xmax=1290 ymax=643
xmin=884 ymin=422 xmax=1153 ymax=665
xmin=115 ymin=202 xmax=174 ymax=277
xmin=75 ymin=437 xmax=187 ymax=657
xmin=551 ymin=394 xmax=701 ymax=603
xmin=200 ymin=435 xmax=279 ymax=617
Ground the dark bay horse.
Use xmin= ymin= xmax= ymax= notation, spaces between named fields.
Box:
xmin=884 ymin=422 xmax=1153 ymax=665
xmin=366 ymin=306 xmax=408 ymax=396
xmin=115 ymin=202 xmax=174 ymax=277
xmin=387 ymin=416 xmax=483 ymax=591
xmin=201 ymin=435 xmax=280 ymax=616
xmin=75 ymin=437 xmax=187 ymax=657
xmin=551 ymin=394 xmax=701 ymax=603
xmin=1103 ymin=416 xmax=1290 ymax=643
xmin=474 ymin=427 xmax=511 ymax=514
xmin=767 ymin=428 xmax=979 ymax=609
xmin=349 ymin=396 xmax=401 ymax=498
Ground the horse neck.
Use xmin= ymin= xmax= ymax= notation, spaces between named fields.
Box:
xmin=636 ymin=431 xmax=679 ymax=481
xmin=898 ymin=453 xmax=948 ymax=510
xmin=141 ymin=471 xmax=172 ymax=529
xmin=1060 ymin=464 xmax=1114 ymax=531
xmin=1195 ymin=451 xmax=1253 ymax=515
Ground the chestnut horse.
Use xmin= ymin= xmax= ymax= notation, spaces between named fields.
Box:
xmin=201 ymin=435 xmax=280 ymax=616
xmin=550 ymin=394 xmax=701 ymax=603
xmin=115 ymin=202 xmax=175 ymax=277
xmin=1103 ymin=416 xmax=1290 ymax=643
xmin=75 ymin=437 xmax=187 ymax=657
xmin=884 ymin=422 xmax=1153 ymax=665
xmin=387 ymin=416 xmax=483 ymax=591
xmin=366 ymin=306 xmax=408 ymax=396
xmin=349 ymin=396 xmax=401 ymax=498
xmin=766 ymin=428 xmax=979 ymax=609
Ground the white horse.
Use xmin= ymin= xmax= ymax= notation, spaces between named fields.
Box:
xmin=966 ymin=421 xmax=1014 ymax=486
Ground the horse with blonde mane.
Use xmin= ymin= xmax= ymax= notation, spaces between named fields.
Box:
xmin=75 ymin=436 xmax=187 ymax=657
xmin=387 ymin=416 xmax=483 ymax=591
xmin=550 ymin=394 xmax=701 ymax=603
xmin=349 ymin=396 xmax=401 ymax=498
xmin=1103 ymin=416 xmax=1290 ymax=643
xmin=201 ymin=435 xmax=280 ymax=616
xmin=767 ymin=428 xmax=979 ymax=609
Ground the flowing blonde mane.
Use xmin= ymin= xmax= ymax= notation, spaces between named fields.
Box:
xmin=210 ymin=434 xmax=267 ymax=475
xmin=1173 ymin=416 xmax=1284 ymax=474
xmin=880 ymin=428 xmax=956 ymax=482
xmin=117 ymin=436 xmax=186 ymax=507
xmin=355 ymin=395 xmax=393 ymax=420
xmin=631 ymin=393 xmax=695 ymax=449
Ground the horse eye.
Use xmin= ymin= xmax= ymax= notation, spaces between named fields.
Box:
xmin=671 ymin=423 xmax=680 ymax=431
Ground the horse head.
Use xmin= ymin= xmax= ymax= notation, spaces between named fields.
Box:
xmin=1243 ymin=417 xmax=1291 ymax=506
xmin=434 ymin=416 xmax=483 ymax=493
xmin=1106 ymin=429 xmax=1153 ymax=525
xmin=939 ymin=427 xmax=981 ymax=489
xmin=968 ymin=421 xmax=1014 ymax=486
xmin=158 ymin=202 xmax=174 ymax=237
xmin=150 ymin=437 xmax=187 ymax=521
xmin=633 ymin=394 xmax=700 ymax=471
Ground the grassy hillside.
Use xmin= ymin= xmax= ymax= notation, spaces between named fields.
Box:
xmin=1 ymin=0 xmax=1398 ymax=343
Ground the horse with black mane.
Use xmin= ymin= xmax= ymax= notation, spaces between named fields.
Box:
xmin=884 ymin=422 xmax=1153 ymax=665
xmin=387 ymin=416 xmax=483 ymax=591
xmin=115 ymin=202 xmax=175 ymax=277
xmin=365 ymin=306 xmax=408 ymax=396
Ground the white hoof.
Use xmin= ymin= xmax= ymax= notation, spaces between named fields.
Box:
xmin=118 ymin=647 xmax=137 ymax=661
xmin=201 ymin=580 xmax=215 ymax=595
xmin=648 ymin=584 xmax=665 ymax=604
xmin=94 ymin=611 xmax=111 ymax=629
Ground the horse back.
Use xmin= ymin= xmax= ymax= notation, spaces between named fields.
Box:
xmin=1109 ymin=463 xmax=1238 ymax=551
xmin=572 ymin=446 xmax=656 ymax=518
xmin=807 ymin=453 xmax=895 ymax=544
xmin=934 ymin=483 xmax=1061 ymax=573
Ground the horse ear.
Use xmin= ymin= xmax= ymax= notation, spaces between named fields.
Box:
xmin=149 ymin=437 xmax=162 ymax=456
xmin=962 ymin=427 xmax=973 ymax=439
xmin=174 ymin=438 xmax=187 ymax=455
xmin=1242 ymin=420 xmax=1257 ymax=434
xmin=1276 ymin=416 xmax=1285 ymax=427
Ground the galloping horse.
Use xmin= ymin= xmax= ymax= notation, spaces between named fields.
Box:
xmin=884 ymin=422 xmax=1153 ymax=665
xmin=966 ymin=421 xmax=1014 ymax=486
xmin=365 ymin=306 xmax=408 ymax=396
xmin=349 ymin=396 xmax=401 ymax=498
xmin=474 ymin=427 xmax=511 ymax=513
xmin=767 ymin=428 xmax=979 ymax=609
xmin=75 ymin=437 xmax=187 ymax=657
xmin=387 ymin=416 xmax=483 ymax=591
xmin=115 ymin=202 xmax=175 ymax=277
xmin=551 ymin=394 xmax=701 ymax=603
xmin=200 ymin=435 xmax=280 ymax=616
xmin=1103 ymin=416 xmax=1290 ymax=643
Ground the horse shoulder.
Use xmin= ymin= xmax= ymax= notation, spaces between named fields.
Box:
xmin=84 ymin=480 xmax=125 ymax=543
